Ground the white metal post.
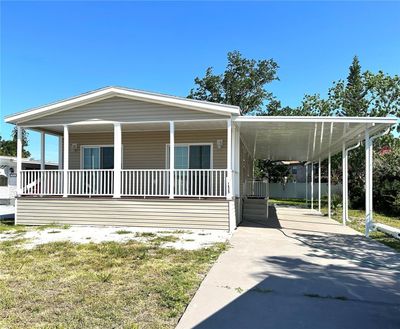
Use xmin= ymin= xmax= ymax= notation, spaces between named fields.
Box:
xmin=318 ymin=158 xmax=321 ymax=212
xmin=328 ymin=151 xmax=331 ymax=219
xmin=63 ymin=125 xmax=69 ymax=197
xmin=169 ymin=121 xmax=175 ymax=199
xmin=40 ymin=132 xmax=46 ymax=170
xmin=113 ymin=123 xmax=122 ymax=198
xmin=58 ymin=136 xmax=63 ymax=169
xmin=305 ymin=164 xmax=308 ymax=207
xmin=365 ymin=129 xmax=371 ymax=236
xmin=227 ymin=119 xmax=233 ymax=200
xmin=342 ymin=142 xmax=346 ymax=225
xmin=311 ymin=162 xmax=314 ymax=210
xmin=16 ymin=126 xmax=22 ymax=196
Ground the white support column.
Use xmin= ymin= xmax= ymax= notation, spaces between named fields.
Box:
xmin=58 ymin=136 xmax=63 ymax=169
xmin=305 ymin=164 xmax=308 ymax=207
xmin=318 ymin=158 xmax=321 ymax=213
xmin=227 ymin=119 xmax=233 ymax=200
xmin=169 ymin=121 xmax=175 ymax=199
xmin=235 ymin=126 xmax=241 ymax=197
xmin=40 ymin=132 xmax=46 ymax=170
xmin=63 ymin=125 xmax=69 ymax=197
xmin=113 ymin=123 xmax=122 ymax=198
xmin=16 ymin=126 xmax=23 ymax=196
xmin=365 ymin=129 xmax=372 ymax=236
xmin=328 ymin=151 xmax=332 ymax=219
xmin=311 ymin=162 xmax=314 ymax=210
xmin=342 ymin=142 xmax=346 ymax=226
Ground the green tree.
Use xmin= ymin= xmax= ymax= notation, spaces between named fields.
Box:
xmin=188 ymin=51 xmax=279 ymax=115
xmin=0 ymin=127 xmax=30 ymax=158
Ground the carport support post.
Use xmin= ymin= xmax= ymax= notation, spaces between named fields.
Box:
xmin=365 ymin=129 xmax=373 ymax=236
xmin=40 ymin=132 xmax=46 ymax=170
xmin=318 ymin=158 xmax=321 ymax=213
xmin=310 ymin=162 xmax=314 ymax=210
xmin=342 ymin=142 xmax=346 ymax=226
xmin=16 ymin=125 xmax=22 ymax=196
xmin=169 ymin=121 xmax=175 ymax=199
xmin=328 ymin=152 xmax=331 ymax=219
xmin=63 ymin=125 xmax=69 ymax=197
xmin=305 ymin=164 xmax=308 ymax=207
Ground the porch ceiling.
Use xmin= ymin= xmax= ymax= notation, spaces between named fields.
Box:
xmin=236 ymin=117 xmax=397 ymax=162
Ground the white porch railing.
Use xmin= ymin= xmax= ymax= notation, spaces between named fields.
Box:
xmin=20 ymin=169 xmax=229 ymax=198
xmin=21 ymin=170 xmax=64 ymax=195
xmin=174 ymin=169 xmax=228 ymax=197
xmin=244 ymin=180 xmax=269 ymax=198
xmin=121 ymin=169 xmax=169 ymax=196
xmin=68 ymin=170 xmax=114 ymax=196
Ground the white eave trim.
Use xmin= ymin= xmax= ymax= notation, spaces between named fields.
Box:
xmin=234 ymin=116 xmax=398 ymax=124
xmin=233 ymin=116 xmax=398 ymax=125
xmin=5 ymin=87 xmax=240 ymax=124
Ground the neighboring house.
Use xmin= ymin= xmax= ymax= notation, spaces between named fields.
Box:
xmin=0 ymin=156 xmax=58 ymax=205
xmin=4 ymin=87 xmax=396 ymax=232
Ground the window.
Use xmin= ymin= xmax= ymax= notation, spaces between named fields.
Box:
xmin=82 ymin=146 xmax=115 ymax=169
xmin=292 ymin=166 xmax=297 ymax=175
xmin=166 ymin=144 xmax=212 ymax=169
xmin=0 ymin=176 xmax=7 ymax=187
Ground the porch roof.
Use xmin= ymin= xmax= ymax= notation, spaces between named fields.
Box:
xmin=235 ymin=116 xmax=398 ymax=161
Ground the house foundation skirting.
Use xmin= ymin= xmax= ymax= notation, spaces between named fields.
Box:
xmin=16 ymin=197 xmax=230 ymax=231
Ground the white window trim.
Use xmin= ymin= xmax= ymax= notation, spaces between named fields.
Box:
xmin=165 ymin=143 xmax=214 ymax=169
xmin=80 ymin=145 xmax=123 ymax=169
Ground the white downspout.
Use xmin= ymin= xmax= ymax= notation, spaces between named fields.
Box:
xmin=328 ymin=151 xmax=331 ymax=219
xmin=318 ymin=158 xmax=321 ymax=213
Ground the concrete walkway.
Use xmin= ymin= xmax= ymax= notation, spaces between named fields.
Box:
xmin=177 ymin=205 xmax=400 ymax=329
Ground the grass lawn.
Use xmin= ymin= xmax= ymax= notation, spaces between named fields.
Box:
xmin=0 ymin=224 xmax=227 ymax=329
xmin=269 ymin=198 xmax=400 ymax=252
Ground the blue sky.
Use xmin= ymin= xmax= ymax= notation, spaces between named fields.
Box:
xmin=1 ymin=1 xmax=399 ymax=162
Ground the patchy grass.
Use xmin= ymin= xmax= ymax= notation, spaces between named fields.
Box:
xmin=35 ymin=224 xmax=71 ymax=230
xmin=114 ymin=229 xmax=132 ymax=235
xmin=270 ymin=197 xmax=400 ymax=252
xmin=0 ymin=239 xmax=227 ymax=328
xmin=135 ymin=232 xmax=157 ymax=238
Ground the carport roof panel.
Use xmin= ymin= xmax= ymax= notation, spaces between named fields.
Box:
xmin=235 ymin=116 xmax=398 ymax=161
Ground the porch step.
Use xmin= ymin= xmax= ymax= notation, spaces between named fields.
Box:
xmin=242 ymin=198 xmax=268 ymax=221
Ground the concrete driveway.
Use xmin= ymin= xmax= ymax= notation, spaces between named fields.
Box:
xmin=177 ymin=205 xmax=400 ymax=329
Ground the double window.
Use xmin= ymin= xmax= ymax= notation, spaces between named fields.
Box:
xmin=166 ymin=144 xmax=212 ymax=169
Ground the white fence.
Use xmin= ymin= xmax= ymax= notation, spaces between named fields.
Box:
xmin=20 ymin=169 xmax=228 ymax=198
xmin=269 ymin=182 xmax=342 ymax=199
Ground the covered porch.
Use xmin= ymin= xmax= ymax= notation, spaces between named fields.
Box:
xmin=16 ymin=118 xmax=238 ymax=200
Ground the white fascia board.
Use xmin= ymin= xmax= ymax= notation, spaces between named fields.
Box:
xmin=5 ymin=87 xmax=240 ymax=124
xmin=234 ymin=116 xmax=398 ymax=124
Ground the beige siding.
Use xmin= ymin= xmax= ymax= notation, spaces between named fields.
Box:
xmin=16 ymin=198 xmax=229 ymax=230
xmin=69 ymin=129 xmax=227 ymax=169
xmin=26 ymin=97 xmax=227 ymax=126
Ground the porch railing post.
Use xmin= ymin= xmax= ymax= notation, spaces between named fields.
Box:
xmin=169 ymin=121 xmax=174 ymax=199
xmin=63 ymin=125 xmax=69 ymax=197
xmin=16 ymin=126 xmax=22 ymax=196
xmin=113 ymin=123 xmax=122 ymax=198
xmin=40 ymin=132 xmax=46 ymax=170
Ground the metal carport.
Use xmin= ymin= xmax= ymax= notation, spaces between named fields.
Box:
xmin=235 ymin=116 xmax=398 ymax=236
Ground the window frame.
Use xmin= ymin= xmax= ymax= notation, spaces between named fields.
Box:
xmin=165 ymin=143 xmax=214 ymax=169
xmin=80 ymin=145 xmax=123 ymax=169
